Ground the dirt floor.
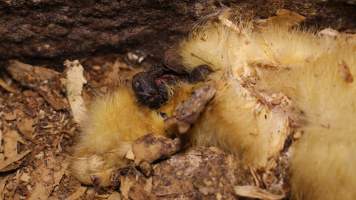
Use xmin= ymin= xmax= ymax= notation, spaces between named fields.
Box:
xmin=0 ymin=1 xmax=355 ymax=200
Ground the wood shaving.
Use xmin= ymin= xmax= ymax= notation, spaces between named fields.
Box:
xmin=234 ymin=185 xmax=285 ymax=200
xmin=0 ymin=78 xmax=17 ymax=93
xmin=256 ymin=9 xmax=305 ymax=28
xmin=0 ymin=150 xmax=31 ymax=172
xmin=0 ymin=176 xmax=9 ymax=199
xmin=64 ymin=60 xmax=87 ymax=124
xmin=66 ymin=186 xmax=87 ymax=200
xmin=17 ymin=117 xmax=35 ymax=140
xmin=107 ymin=192 xmax=121 ymax=200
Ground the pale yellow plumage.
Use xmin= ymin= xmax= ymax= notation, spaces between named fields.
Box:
xmin=179 ymin=16 xmax=356 ymax=200
xmin=70 ymin=86 xmax=166 ymax=186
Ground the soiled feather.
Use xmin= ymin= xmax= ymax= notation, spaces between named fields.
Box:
xmin=179 ymin=13 xmax=356 ymax=200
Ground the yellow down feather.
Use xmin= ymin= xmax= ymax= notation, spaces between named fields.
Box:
xmin=179 ymin=17 xmax=356 ymax=200
xmin=70 ymin=86 xmax=166 ymax=186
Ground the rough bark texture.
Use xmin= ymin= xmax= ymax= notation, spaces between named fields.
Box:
xmin=0 ymin=0 xmax=355 ymax=66
xmin=0 ymin=0 xmax=221 ymax=64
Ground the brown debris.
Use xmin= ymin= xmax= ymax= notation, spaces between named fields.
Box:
xmin=117 ymin=147 xmax=255 ymax=200
xmin=19 ymin=172 xmax=31 ymax=183
xmin=7 ymin=60 xmax=60 ymax=83
xmin=28 ymin=182 xmax=48 ymax=200
xmin=38 ymin=85 xmax=68 ymax=111
xmin=17 ymin=117 xmax=35 ymax=140
xmin=107 ymin=192 xmax=121 ymax=200
xmin=0 ymin=58 xmax=80 ymax=199
xmin=256 ymin=9 xmax=306 ymax=29
xmin=85 ymin=57 xmax=138 ymax=92
xmin=119 ymin=168 xmax=154 ymax=200
xmin=0 ymin=130 xmax=28 ymax=172
xmin=28 ymin=155 xmax=69 ymax=199
xmin=6 ymin=60 xmax=69 ymax=110
xmin=23 ymin=90 xmax=45 ymax=117
xmin=0 ymin=129 xmax=2 ymax=156
xmin=0 ymin=78 xmax=17 ymax=94
xmin=0 ymin=150 xmax=31 ymax=173
xmin=3 ymin=110 xmax=21 ymax=121
xmin=0 ymin=176 xmax=9 ymax=199
xmin=66 ymin=186 xmax=87 ymax=200
xmin=234 ymin=185 xmax=285 ymax=200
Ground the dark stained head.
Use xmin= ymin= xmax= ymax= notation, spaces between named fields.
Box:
xmin=132 ymin=67 xmax=171 ymax=109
